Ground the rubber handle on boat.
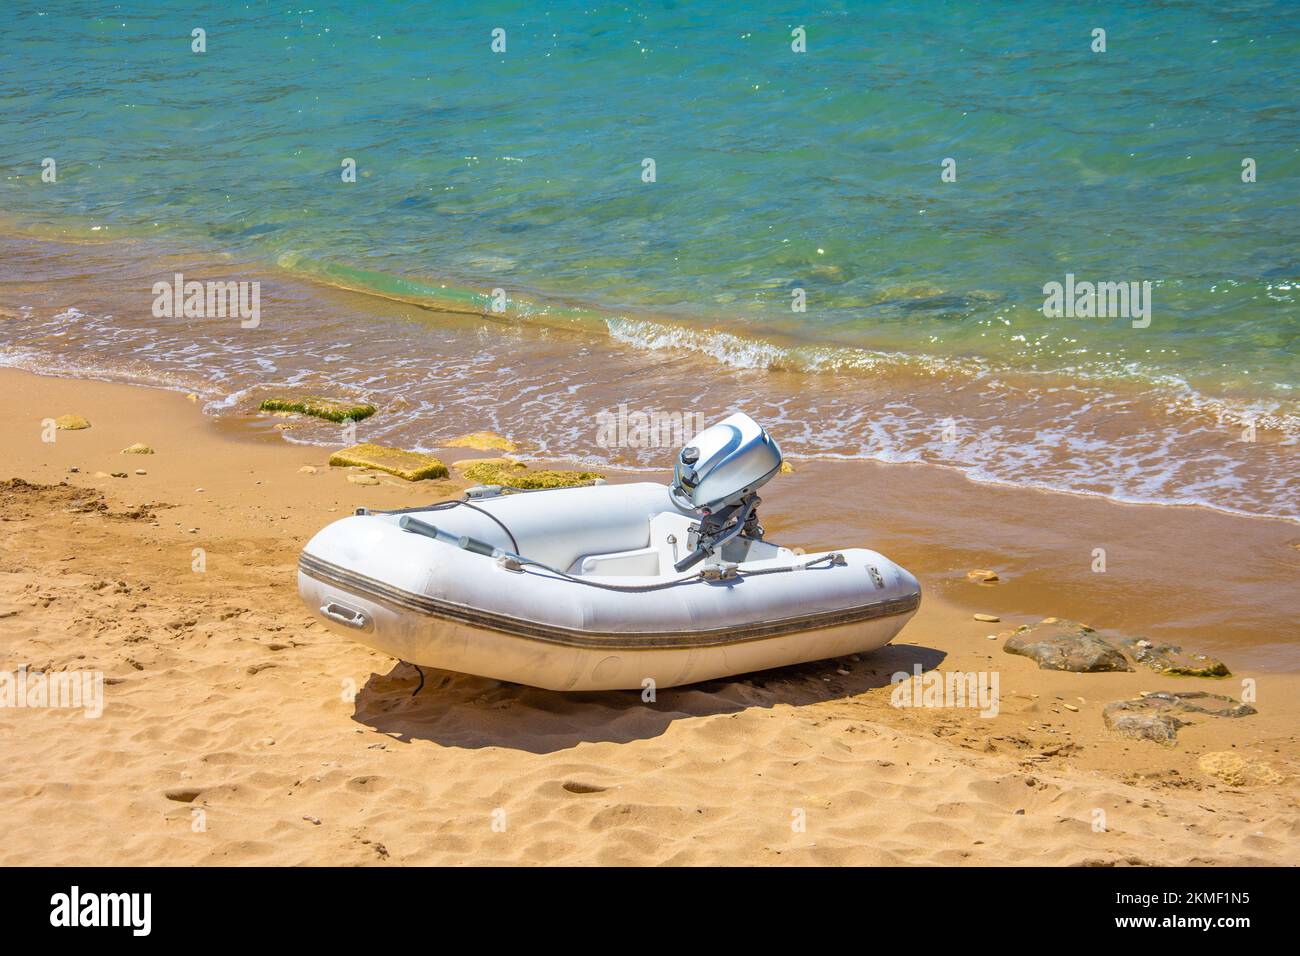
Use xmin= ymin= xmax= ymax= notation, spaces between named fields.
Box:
xmin=399 ymin=515 xmax=444 ymax=540
xmin=674 ymin=546 xmax=710 ymax=573
xmin=399 ymin=516 xmax=499 ymax=556
xmin=458 ymin=535 xmax=497 ymax=556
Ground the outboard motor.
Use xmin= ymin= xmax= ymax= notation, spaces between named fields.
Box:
xmin=670 ymin=412 xmax=783 ymax=571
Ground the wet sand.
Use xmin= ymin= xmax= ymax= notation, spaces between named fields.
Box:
xmin=2 ymin=229 xmax=1295 ymax=524
xmin=0 ymin=367 xmax=1296 ymax=866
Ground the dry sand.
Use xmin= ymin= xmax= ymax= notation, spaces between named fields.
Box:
xmin=0 ymin=368 xmax=1296 ymax=865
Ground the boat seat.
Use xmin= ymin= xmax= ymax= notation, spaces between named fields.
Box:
xmin=570 ymin=511 xmax=698 ymax=577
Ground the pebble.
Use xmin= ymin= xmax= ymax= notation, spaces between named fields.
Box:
xmin=966 ymin=569 xmax=999 ymax=583
xmin=1064 ymin=704 xmax=1079 ymax=712
xmin=134 ymin=469 xmax=147 ymax=476
xmin=348 ymin=474 xmax=381 ymax=486
xmin=298 ymin=465 xmax=318 ymax=474
xmin=974 ymin=613 xmax=1000 ymax=623
xmin=110 ymin=472 xmax=128 ymax=479
xmin=195 ymin=487 xmax=205 ymax=493
xmin=986 ymin=633 xmax=998 ymax=640
xmin=303 ymin=815 xmax=322 ymax=825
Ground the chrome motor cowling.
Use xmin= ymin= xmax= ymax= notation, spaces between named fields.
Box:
xmin=670 ymin=412 xmax=782 ymax=514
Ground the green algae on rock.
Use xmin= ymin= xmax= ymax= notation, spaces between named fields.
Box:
xmin=1114 ymin=636 xmax=1230 ymax=678
xmin=443 ymin=431 xmax=517 ymax=453
xmin=459 ymin=460 xmax=602 ymax=490
xmin=259 ymin=396 xmax=376 ymax=423
xmin=328 ymin=443 xmax=447 ymax=481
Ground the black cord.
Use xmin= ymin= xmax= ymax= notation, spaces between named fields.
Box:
xmin=511 ymin=552 xmax=841 ymax=593
xmin=367 ymin=494 xmax=841 ymax=592
xmin=455 ymin=501 xmax=520 ymax=553
xmin=364 ymin=498 xmax=519 ymax=553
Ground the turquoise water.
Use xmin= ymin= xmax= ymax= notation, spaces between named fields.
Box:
xmin=0 ymin=2 xmax=1297 ymax=516
xmin=3 ymin=1 xmax=1297 ymax=389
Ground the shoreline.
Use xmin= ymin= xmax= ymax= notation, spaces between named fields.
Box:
xmin=1 ymin=366 xmax=1296 ymax=866
xmin=2 ymin=228 xmax=1296 ymax=527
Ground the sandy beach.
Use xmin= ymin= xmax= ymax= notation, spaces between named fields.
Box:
xmin=1 ymin=366 xmax=1295 ymax=866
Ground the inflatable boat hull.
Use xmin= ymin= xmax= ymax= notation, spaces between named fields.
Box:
xmin=298 ymin=482 xmax=920 ymax=691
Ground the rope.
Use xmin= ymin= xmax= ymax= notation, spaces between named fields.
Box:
xmin=507 ymin=552 xmax=843 ymax=593
xmin=364 ymin=494 xmax=843 ymax=593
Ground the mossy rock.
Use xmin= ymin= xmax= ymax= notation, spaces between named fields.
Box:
xmin=121 ymin=443 xmax=154 ymax=455
xmin=459 ymin=460 xmax=602 ymax=489
xmin=259 ymin=396 xmax=376 ymax=423
xmin=1114 ymin=636 xmax=1230 ymax=678
xmin=444 ymin=431 xmax=517 ymax=453
xmin=329 ymin=443 xmax=448 ymax=481
xmin=54 ymin=414 xmax=91 ymax=430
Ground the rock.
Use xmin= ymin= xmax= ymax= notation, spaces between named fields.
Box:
xmin=259 ymin=396 xmax=376 ymax=423
xmin=1102 ymin=700 xmax=1185 ymax=746
xmin=164 ymin=787 xmax=203 ymax=803
xmin=1064 ymin=703 xmax=1078 ymax=712
xmin=1198 ymin=751 xmax=1283 ymax=786
xmin=347 ymin=474 xmax=381 ymax=486
xmin=121 ymin=443 xmax=154 ymax=455
xmin=1002 ymin=619 xmax=1133 ymax=672
xmin=779 ymin=460 xmax=796 ymax=474
xmin=1137 ymin=690 xmax=1255 ymax=718
xmin=303 ymin=815 xmax=322 ymax=825
xmin=134 ymin=469 xmax=146 ymax=476
xmin=187 ymin=393 xmax=199 ymax=402
xmin=459 ymin=459 xmax=602 ymax=490
xmin=110 ymin=472 xmax=128 ymax=479
xmin=54 ymin=414 xmax=91 ymax=430
xmin=1113 ymin=635 xmax=1230 ymax=678
xmin=298 ymin=465 xmax=318 ymax=475
xmin=974 ymin=613 xmax=1000 ymax=623
xmin=1102 ymin=690 xmax=1256 ymax=746
xmin=329 ymin=443 xmax=448 ymax=481
xmin=967 ymin=569 xmax=999 ymax=583
xmin=444 ymin=430 xmax=517 ymax=453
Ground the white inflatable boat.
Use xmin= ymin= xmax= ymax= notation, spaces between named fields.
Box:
xmin=298 ymin=413 xmax=921 ymax=690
